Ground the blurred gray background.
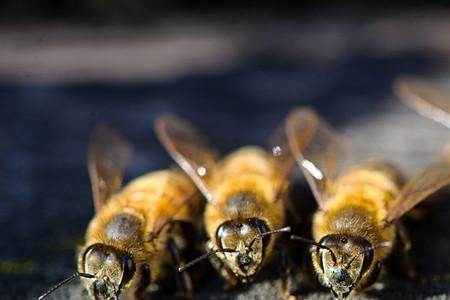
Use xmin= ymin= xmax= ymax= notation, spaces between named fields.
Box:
xmin=1 ymin=3 xmax=450 ymax=300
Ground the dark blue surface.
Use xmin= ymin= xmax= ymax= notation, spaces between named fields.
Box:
xmin=0 ymin=48 xmax=444 ymax=299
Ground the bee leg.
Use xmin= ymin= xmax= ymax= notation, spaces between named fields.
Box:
xmin=167 ymin=237 xmax=194 ymax=298
xmin=280 ymin=247 xmax=290 ymax=299
xmin=394 ymin=223 xmax=421 ymax=282
xmin=275 ymin=246 xmax=295 ymax=300
xmin=133 ymin=264 xmax=151 ymax=300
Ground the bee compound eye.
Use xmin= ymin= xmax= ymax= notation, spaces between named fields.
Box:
xmin=121 ymin=255 xmax=135 ymax=286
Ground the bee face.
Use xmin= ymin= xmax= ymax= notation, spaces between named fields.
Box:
xmin=81 ymin=244 xmax=136 ymax=300
xmin=315 ymin=235 xmax=374 ymax=298
xmin=215 ymin=218 xmax=270 ymax=280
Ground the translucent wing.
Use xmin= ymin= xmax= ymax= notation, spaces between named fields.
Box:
xmin=88 ymin=125 xmax=133 ymax=212
xmin=394 ymin=76 xmax=450 ymax=128
xmin=154 ymin=115 xmax=217 ymax=202
xmin=385 ymin=160 xmax=450 ymax=224
xmin=268 ymin=123 xmax=296 ymax=202
xmin=146 ymin=173 xmax=200 ymax=242
xmin=285 ymin=107 xmax=345 ymax=210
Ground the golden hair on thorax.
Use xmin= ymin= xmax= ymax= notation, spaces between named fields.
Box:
xmin=39 ymin=125 xmax=203 ymax=300
xmin=155 ymin=115 xmax=295 ymax=299
xmin=286 ymin=107 xmax=450 ymax=299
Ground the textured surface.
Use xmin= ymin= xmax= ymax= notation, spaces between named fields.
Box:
xmin=1 ymin=14 xmax=450 ymax=300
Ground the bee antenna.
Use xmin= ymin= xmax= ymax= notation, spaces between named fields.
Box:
xmin=178 ymin=248 xmax=236 ymax=272
xmin=290 ymin=235 xmax=338 ymax=263
xmin=38 ymin=272 xmax=95 ymax=300
xmin=345 ymin=241 xmax=392 ymax=268
xmin=248 ymin=226 xmax=291 ymax=250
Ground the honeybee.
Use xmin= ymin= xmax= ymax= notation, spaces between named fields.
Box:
xmin=286 ymin=107 xmax=450 ymax=299
xmin=39 ymin=125 xmax=203 ymax=300
xmin=154 ymin=115 xmax=294 ymax=297
xmin=394 ymin=76 xmax=450 ymax=128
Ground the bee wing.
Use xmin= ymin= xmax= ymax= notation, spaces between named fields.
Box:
xmin=147 ymin=174 xmax=199 ymax=242
xmin=155 ymin=115 xmax=217 ymax=202
xmin=268 ymin=123 xmax=296 ymax=202
xmin=394 ymin=76 xmax=450 ymax=128
xmin=385 ymin=160 xmax=450 ymax=224
xmin=285 ymin=107 xmax=345 ymax=210
xmin=88 ymin=125 xmax=133 ymax=212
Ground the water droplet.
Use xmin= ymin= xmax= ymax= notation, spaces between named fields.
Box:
xmin=272 ymin=145 xmax=282 ymax=157
xmin=197 ymin=166 xmax=206 ymax=176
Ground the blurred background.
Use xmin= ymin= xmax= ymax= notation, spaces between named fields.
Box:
xmin=1 ymin=1 xmax=450 ymax=299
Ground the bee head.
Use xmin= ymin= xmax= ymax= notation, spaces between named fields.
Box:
xmin=214 ymin=218 xmax=269 ymax=279
xmin=81 ymin=243 xmax=136 ymax=300
xmin=313 ymin=234 xmax=390 ymax=299
xmin=176 ymin=221 xmax=289 ymax=281
xmin=37 ymin=243 xmax=137 ymax=300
